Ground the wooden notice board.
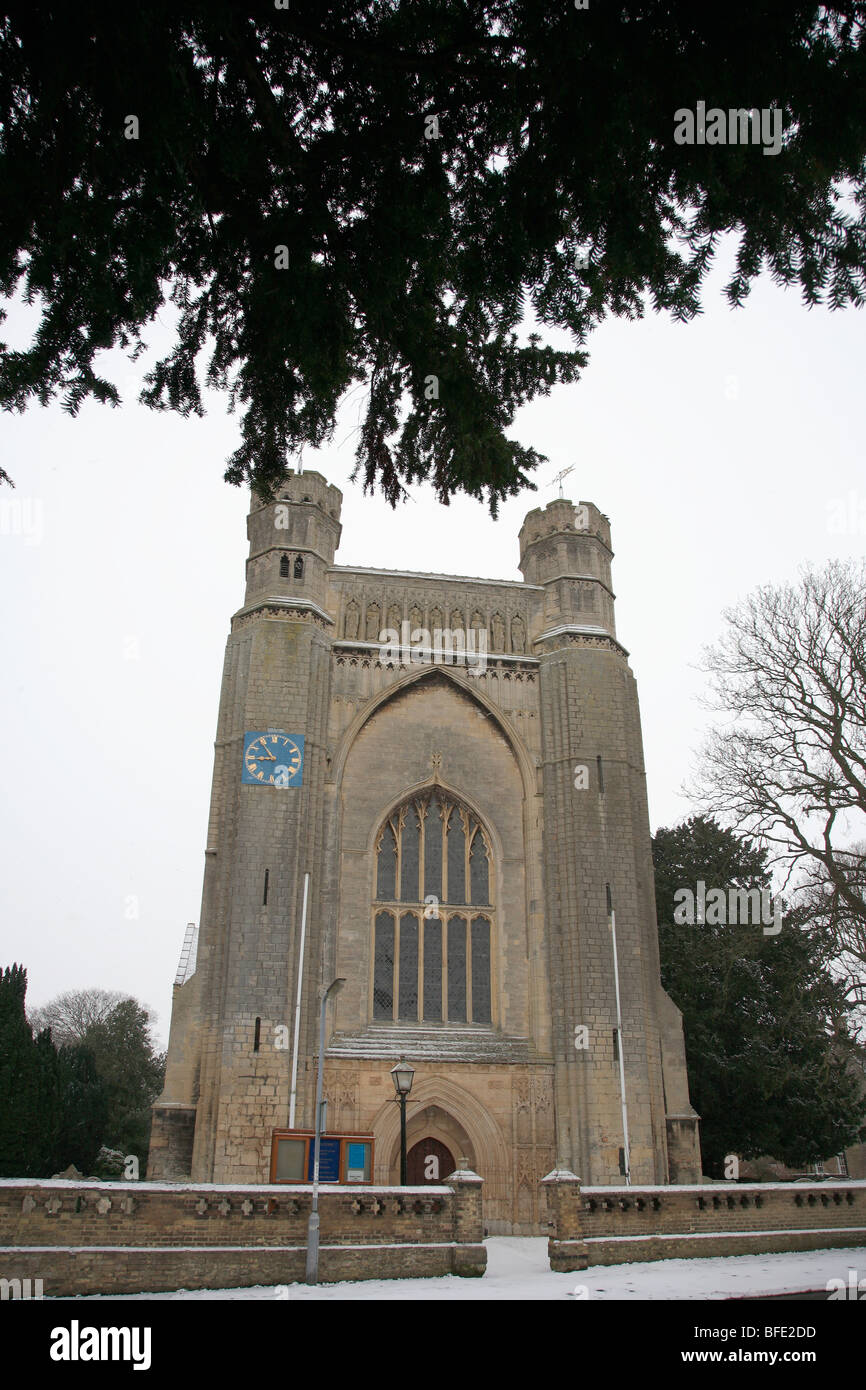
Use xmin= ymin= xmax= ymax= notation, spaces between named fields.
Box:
xmin=269 ymin=1129 xmax=375 ymax=1184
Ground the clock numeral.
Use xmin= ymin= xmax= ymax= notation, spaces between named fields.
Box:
xmin=245 ymin=733 xmax=303 ymax=785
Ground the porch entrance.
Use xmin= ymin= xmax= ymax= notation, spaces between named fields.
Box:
xmin=406 ymin=1137 xmax=455 ymax=1184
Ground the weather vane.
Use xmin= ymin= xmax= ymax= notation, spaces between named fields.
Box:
xmin=551 ymin=465 xmax=575 ymax=498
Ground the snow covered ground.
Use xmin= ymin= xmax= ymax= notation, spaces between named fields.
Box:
xmin=63 ymin=1238 xmax=866 ymax=1300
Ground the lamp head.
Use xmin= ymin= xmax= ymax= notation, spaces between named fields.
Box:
xmin=390 ymin=1056 xmax=415 ymax=1097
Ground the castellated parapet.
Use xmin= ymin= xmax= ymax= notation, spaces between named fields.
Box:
xmin=244 ymin=469 xmax=343 ymax=611
xmin=518 ymin=497 xmax=616 ymax=640
xmin=149 ymin=469 xmax=701 ymax=1233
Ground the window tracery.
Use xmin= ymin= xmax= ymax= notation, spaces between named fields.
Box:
xmin=372 ymin=791 xmax=493 ymax=1024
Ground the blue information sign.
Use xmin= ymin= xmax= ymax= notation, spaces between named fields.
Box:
xmin=307 ymin=1137 xmax=341 ymax=1182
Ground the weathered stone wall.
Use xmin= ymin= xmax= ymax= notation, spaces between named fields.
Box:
xmin=0 ymin=1173 xmax=485 ymax=1295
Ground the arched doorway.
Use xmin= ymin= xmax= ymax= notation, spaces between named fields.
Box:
xmin=407 ymin=1138 xmax=455 ymax=1184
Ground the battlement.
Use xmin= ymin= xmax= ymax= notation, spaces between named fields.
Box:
xmin=518 ymin=497 xmax=611 ymax=557
xmin=244 ymin=470 xmax=343 ymax=606
xmin=250 ymin=468 xmax=342 ymax=522
xmin=518 ymin=496 xmax=615 ymax=631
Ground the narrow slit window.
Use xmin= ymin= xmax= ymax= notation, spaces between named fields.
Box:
xmin=254 ymin=1017 xmax=261 ymax=1052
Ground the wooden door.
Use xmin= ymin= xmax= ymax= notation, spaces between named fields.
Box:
xmin=406 ymin=1138 xmax=455 ymax=1184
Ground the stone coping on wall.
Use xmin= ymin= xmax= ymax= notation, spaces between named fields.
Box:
xmin=582 ymin=1181 xmax=866 ymax=1194
xmin=0 ymin=1180 xmax=453 ymax=1196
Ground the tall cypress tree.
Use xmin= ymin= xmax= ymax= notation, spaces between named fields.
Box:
xmin=55 ymin=1045 xmax=109 ymax=1175
xmin=0 ymin=964 xmax=45 ymax=1174
xmin=0 ymin=964 xmax=109 ymax=1176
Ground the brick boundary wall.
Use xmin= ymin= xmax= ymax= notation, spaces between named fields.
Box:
xmin=0 ymin=1170 xmax=485 ymax=1296
xmin=542 ymin=1170 xmax=866 ymax=1270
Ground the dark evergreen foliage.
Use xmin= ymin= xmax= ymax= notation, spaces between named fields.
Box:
xmin=1 ymin=4 xmax=865 ymax=506
xmin=653 ymin=817 xmax=864 ymax=1177
xmin=78 ymin=998 xmax=166 ymax=1166
xmin=0 ymin=964 xmax=109 ymax=1176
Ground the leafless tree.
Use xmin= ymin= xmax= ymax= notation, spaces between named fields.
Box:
xmin=800 ymin=848 xmax=866 ymax=1025
xmin=692 ymin=560 xmax=866 ymax=981
xmin=28 ymin=988 xmax=128 ymax=1045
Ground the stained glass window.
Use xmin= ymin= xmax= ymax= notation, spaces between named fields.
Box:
xmin=424 ymin=795 xmax=443 ymax=900
xmin=376 ymin=822 xmax=397 ymax=900
xmin=471 ymin=917 xmax=491 ymax=1024
xmin=373 ymin=911 xmax=395 ymax=1020
xmin=447 ymin=916 xmax=467 ymax=1022
xmin=400 ymin=805 xmax=420 ymax=902
xmin=423 ymin=917 xmax=442 ymax=1021
xmin=398 ymin=913 xmax=419 ymax=1018
xmin=469 ymin=828 xmax=489 ymax=905
xmin=373 ymin=793 xmax=493 ymax=1024
xmin=446 ymin=808 xmax=466 ymax=906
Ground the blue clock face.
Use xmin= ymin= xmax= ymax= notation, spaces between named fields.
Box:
xmin=242 ymin=732 xmax=304 ymax=786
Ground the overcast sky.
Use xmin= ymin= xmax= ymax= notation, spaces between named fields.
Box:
xmin=1 ymin=233 xmax=863 ymax=1046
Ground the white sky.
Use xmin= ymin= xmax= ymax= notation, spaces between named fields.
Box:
xmin=1 ymin=234 xmax=863 ymax=1046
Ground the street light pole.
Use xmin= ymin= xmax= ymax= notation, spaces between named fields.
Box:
xmin=305 ymin=976 xmax=345 ymax=1285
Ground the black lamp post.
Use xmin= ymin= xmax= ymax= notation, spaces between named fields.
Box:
xmin=390 ymin=1057 xmax=415 ymax=1185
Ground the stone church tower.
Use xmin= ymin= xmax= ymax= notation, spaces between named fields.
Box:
xmin=148 ymin=470 xmax=701 ymax=1231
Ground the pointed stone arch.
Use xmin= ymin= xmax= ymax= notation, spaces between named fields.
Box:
xmin=364 ymin=776 xmax=504 ymax=872
xmin=330 ymin=664 xmax=537 ymax=801
xmin=370 ymin=1073 xmax=510 ymax=1196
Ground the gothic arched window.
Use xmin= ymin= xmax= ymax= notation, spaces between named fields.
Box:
xmin=294 ymin=555 xmax=304 ymax=579
xmin=279 ymin=554 xmax=290 ymax=578
xmin=372 ymin=791 xmax=493 ymax=1024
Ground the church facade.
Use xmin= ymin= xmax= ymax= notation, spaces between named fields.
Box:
xmin=148 ymin=469 xmax=701 ymax=1232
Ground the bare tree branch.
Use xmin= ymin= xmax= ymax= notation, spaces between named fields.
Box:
xmin=692 ymin=560 xmax=866 ymax=966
